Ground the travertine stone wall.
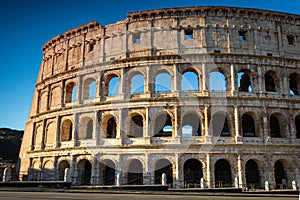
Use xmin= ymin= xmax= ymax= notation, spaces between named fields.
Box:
xmin=19 ymin=6 xmax=300 ymax=189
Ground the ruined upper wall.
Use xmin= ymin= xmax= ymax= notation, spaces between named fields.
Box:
xmin=39 ymin=6 xmax=300 ymax=83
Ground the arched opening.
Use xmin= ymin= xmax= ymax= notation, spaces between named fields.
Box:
xmin=127 ymin=159 xmax=143 ymax=185
xmin=214 ymin=159 xmax=232 ymax=188
xmin=43 ymin=161 xmax=55 ymax=181
xmin=45 ymin=122 xmax=56 ymax=145
xmin=65 ymin=82 xmax=76 ymax=103
xmin=181 ymin=71 xmax=199 ymax=92
xmin=274 ymin=160 xmax=287 ymax=189
xmin=155 ymin=72 xmax=172 ymax=92
xmin=182 ymin=113 xmax=201 ymax=136
xmin=264 ymin=74 xmax=276 ymax=92
xmin=183 ymin=159 xmax=203 ymax=186
xmin=154 ymin=113 xmax=172 ymax=137
xmin=107 ymin=117 xmax=117 ymax=138
xmin=128 ymin=114 xmax=143 ymax=138
xmin=270 ymin=114 xmax=281 ymax=138
xmin=238 ymin=71 xmax=252 ymax=92
xmin=100 ymin=160 xmax=115 ymax=185
xmin=209 ymin=71 xmax=226 ymax=92
xmin=289 ymin=73 xmax=300 ymax=96
xmin=58 ymin=160 xmax=70 ymax=181
xmin=245 ymin=160 xmax=260 ymax=188
xmin=61 ymin=120 xmax=72 ymax=141
xmin=242 ymin=114 xmax=256 ymax=137
xmin=154 ymin=159 xmax=173 ymax=184
xmin=108 ymin=76 xmax=119 ymax=96
xmin=130 ymin=74 xmax=144 ymax=94
xmin=296 ymin=115 xmax=300 ymax=138
xmin=77 ymin=159 xmax=92 ymax=185
xmin=212 ymin=113 xmax=230 ymax=137
xmin=79 ymin=117 xmax=93 ymax=140
xmin=83 ymin=78 xmax=96 ymax=99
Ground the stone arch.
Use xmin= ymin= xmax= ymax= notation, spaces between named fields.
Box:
xmin=45 ymin=121 xmax=56 ymax=145
xmin=289 ymin=73 xmax=300 ymax=96
xmin=181 ymin=70 xmax=199 ymax=92
xmin=50 ymin=86 xmax=61 ymax=108
xmin=264 ymin=70 xmax=280 ymax=92
xmin=58 ymin=160 xmax=70 ymax=181
xmin=238 ymin=69 xmax=252 ymax=92
xmin=214 ymin=159 xmax=232 ymax=187
xmin=61 ymin=119 xmax=73 ymax=141
xmin=79 ymin=117 xmax=93 ymax=140
xmin=128 ymin=113 xmax=144 ymax=138
xmin=181 ymin=112 xmax=202 ymax=136
xmin=65 ymin=82 xmax=76 ymax=103
xmin=100 ymin=159 xmax=116 ymax=185
xmin=209 ymin=68 xmax=229 ymax=92
xmin=154 ymin=111 xmax=173 ymax=137
xmin=42 ymin=160 xmax=55 ymax=181
xmin=126 ymin=159 xmax=144 ymax=185
xmin=269 ymin=112 xmax=288 ymax=138
xmin=130 ymin=73 xmax=145 ymax=95
xmin=183 ymin=158 xmax=203 ymax=185
xmin=39 ymin=91 xmax=48 ymax=112
xmin=154 ymin=71 xmax=172 ymax=93
xmin=34 ymin=125 xmax=43 ymax=148
xmin=103 ymin=115 xmax=117 ymax=138
xmin=104 ymin=72 xmax=120 ymax=96
xmin=82 ymin=77 xmax=97 ymax=99
xmin=245 ymin=159 xmax=260 ymax=188
xmin=274 ymin=160 xmax=288 ymax=188
xmin=242 ymin=113 xmax=256 ymax=137
xmin=77 ymin=159 xmax=92 ymax=185
xmin=154 ymin=158 xmax=173 ymax=184
xmin=211 ymin=111 xmax=231 ymax=137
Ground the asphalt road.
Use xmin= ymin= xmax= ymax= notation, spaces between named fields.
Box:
xmin=0 ymin=191 xmax=298 ymax=200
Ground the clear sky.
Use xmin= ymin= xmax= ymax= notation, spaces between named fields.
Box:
xmin=1 ymin=0 xmax=300 ymax=130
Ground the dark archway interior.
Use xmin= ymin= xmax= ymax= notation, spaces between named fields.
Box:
xmin=265 ymin=74 xmax=276 ymax=92
xmin=154 ymin=159 xmax=173 ymax=184
xmin=129 ymin=115 xmax=143 ymax=138
xmin=102 ymin=160 xmax=115 ymax=185
xmin=245 ymin=160 xmax=260 ymax=187
xmin=107 ymin=117 xmax=117 ymax=138
xmin=242 ymin=114 xmax=256 ymax=137
xmin=127 ymin=159 xmax=143 ymax=185
xmin=182 ymin=114 xmax=201 ymax=136
xmin=183 ymin=159 xmax=203 ymax=185
xmin=154 ymin=113 xmax=172 ymax=137
xmin=58 ymin=161 xmax=70 ymax=181
xmin=212 ymin=113 xmax=230 ymax=137
xmin=270 ymin=115 xmax=281 ymax=138
xmin=239 ymin=72 xmax=251 ymax=92
xmin=274 ymin=160 xmax=287 ymax=188
xmin=214 ymin=159 xmax=232 ymax=187
xmin=296 ymin=115 xmax=300 ymax=138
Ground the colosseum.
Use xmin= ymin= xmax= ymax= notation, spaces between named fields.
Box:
xmin=18 ymin=6 xmax=300 ymax=190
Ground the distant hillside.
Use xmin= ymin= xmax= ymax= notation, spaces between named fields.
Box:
xmin=0 ymin=128 xmax=23 ymax=163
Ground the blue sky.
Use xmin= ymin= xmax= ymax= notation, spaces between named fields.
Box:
xmin=1 ymin=0 xmax=300 ymax=130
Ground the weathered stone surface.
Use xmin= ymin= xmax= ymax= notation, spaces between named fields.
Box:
xmin=19 ymin=6 xmax=300 ymax=189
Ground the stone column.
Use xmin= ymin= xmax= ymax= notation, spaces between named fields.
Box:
xmin=234 ymin=106 xmax=242 ymax=144
xmin=230 ymin=64 xmax=236 ymax=95
xmin=206 ymin=154 xmax=211 ymax=188
xmin=257 ymin=65 xmax=264 ymax=94
xmin=119 ymin=68 xmax=126 ymax=99
xmin=262 ymin=108 xmax=270 ymax=143
xmin=55 ymin=116 xmax=61 ymax=148
xmin=174 ymin=106 xmax=179 ymax=139
xmin=73 ymin=113 xmax=79 ymax=147
xmin=77 ymin=76 xmax=83 ymax=104
xmin=237 ymin=155 xmax=244 ymax=188
xmin=295 ymin=167 xmax=300 ymax=188
xmin=145 ymin=107 xmax=150 ymax=137
xmin=202 ymin=63 xmax=208 ymax=94
xmin=174 ymin=154 xmax=181 ymax=188
xmin=173 ymin=64 xmax=179 ymax=96
xmin=40 ymin=119 xmax=46 ymax=150
xmin=204 ymin=105 xmax=211 ymax=143
xmin=70 ymin=155 xmax=77 ymax=185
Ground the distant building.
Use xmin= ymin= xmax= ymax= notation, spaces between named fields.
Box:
xmin=19 ymin=6 xmax=300 ymax=189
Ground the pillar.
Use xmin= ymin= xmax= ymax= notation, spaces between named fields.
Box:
xmin=174 ymin=106 xmax=179 ymax=138
xmin=206 ymin=154 xmax=211 ymax=188
xmin=55 ymin=116 xmax=61 ymax=148
xmin=204 ymin=105 xmax=211 ymax=143
xmin=70 ymin=155 xmax=77 ymax=185
xmin=234 ymin=106 xmax=242 ymax=144
xmin=230 ymin=64 xmax=236 ymax=95
xmin=237 ymin=155 xmax=244 ymax=188
xmin=162 ymin=173 xmax=167 ymax=186
xmin=173 ymin=64 xmax=179 ymax=95
xmin=73 ymin=113 xmax=79 ymax=147
xmin=201 ymin=63 xmax=207 ymax=92
xmin=64 ymin=168 xmax=71 ymax=182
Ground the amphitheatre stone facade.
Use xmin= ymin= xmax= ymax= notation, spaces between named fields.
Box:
xmin=19 ymin=6 xmax=300 ymax=189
